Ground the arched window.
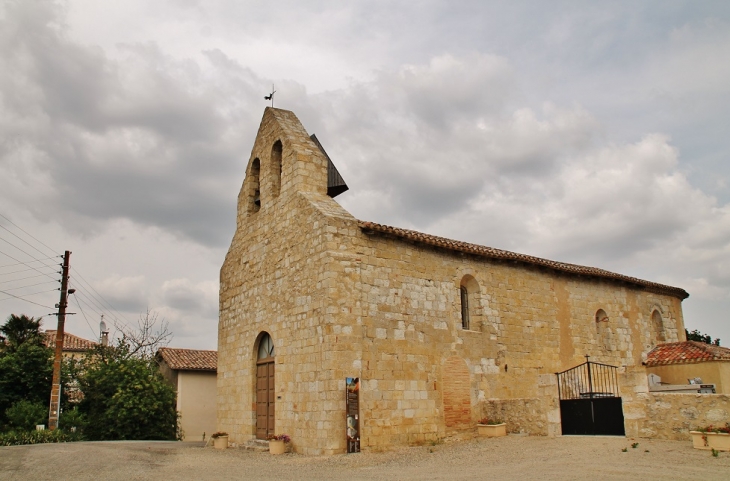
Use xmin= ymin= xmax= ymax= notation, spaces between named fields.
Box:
xmin=257 ymin=332 xmax=275 ymax=360
xmin=595 ymin=309 xmax=613 ymax=351
xmin=271 ymin=140 xmax=282 ymax=198
xmin=250 ymin=158 xmax=261 ymax=213
xmin=651 ymin=310 xmax=666 ymax=343
xmin=459 ymin=275 xmax=478 ymax=330
xmin=460 ymin=286 xmax=470 ymax=330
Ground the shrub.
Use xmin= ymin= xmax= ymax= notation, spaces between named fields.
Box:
xmin=75 ymin=346 xmax=180 ymax=440
xmin=0 ymin=429 xmax=84 ymax=446
xmin=58 ymin=407 xmax=87 ymax=433
xmin=5 ymin=400 xmax=47 ymax=431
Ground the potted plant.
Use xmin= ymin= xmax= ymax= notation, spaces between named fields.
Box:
xmin=690 ymin=423 xmax=730 ymax=451
xmin=267 ymin=433 xmax=291 ymax=454
xmin=477 ymin=418 xmax=507 ymax=437
xmin=211 ymin=431 xmax=229 ymax=450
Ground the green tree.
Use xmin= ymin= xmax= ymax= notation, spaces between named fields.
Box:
xmin=0 ymin=315 xmax=53 ymax=427
xmin=73 ymin=341 xmax=179 ymax=441
xmin=685 ymin=329 xmax=720 ymax=346
xmin=5 ymin=400 xmax=47 ymax=431
xmin=0 ymin=314 xmax=44 ymax=351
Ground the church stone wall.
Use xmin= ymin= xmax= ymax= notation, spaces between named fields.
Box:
xmin=345 ymin=228 xmax=684 ymax=449
xmin=219 ymin=108 xmax=688 ymax=455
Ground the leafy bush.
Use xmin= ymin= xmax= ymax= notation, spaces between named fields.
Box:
xmin=0 ymin=330 xmax=53 ymax=426
xmin=0 ymin=428 xmax=84 ymax=446
xmin=5 ymin=400 xmax=47 ymax=431
xmin=58 ymin=406 xmax=86 ymax=433
xmin=75 ymin=344 xmax=180 ymax=441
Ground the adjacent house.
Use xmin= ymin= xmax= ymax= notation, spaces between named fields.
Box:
xmin=646 ymin=341 xmax=730 ymax=394
xmin=43 ymin=330 xmax=97 ymax=359
xmin=157 ymin=347 xmax=217 ymax=441
xmin=218 ymin=108 xmax=695 ymax=454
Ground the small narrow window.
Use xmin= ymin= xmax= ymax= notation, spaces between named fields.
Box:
xmin=651 ymin=310 xmax=666 ymax=343
xmin=595 ymin=309 xmax=613 ymax=351
xmin=251 ymin=158 xmax=261 ymax=213
xmin=460 ymin=286 xmax=470 ymax=330
xmin=271 ymin=140 xmax=282 ymax=197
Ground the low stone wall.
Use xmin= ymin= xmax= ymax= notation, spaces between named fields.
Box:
xmin=481 ymin=398 xmax=549 ymax=436
xmin=637 ymin=393 xmax=730 ymax=441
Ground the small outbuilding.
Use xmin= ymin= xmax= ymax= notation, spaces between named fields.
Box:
xmin=157 ymin=347 xmax=217 ymax=441
xmin=646 ymin=341 xmax=730 ymax=394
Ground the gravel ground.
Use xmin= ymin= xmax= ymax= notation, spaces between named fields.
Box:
xmin=1 ymin=435 xmax=729 ymax=481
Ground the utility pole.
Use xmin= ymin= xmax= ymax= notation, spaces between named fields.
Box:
xmin=48 ymin=250 xmax=71 ymax=430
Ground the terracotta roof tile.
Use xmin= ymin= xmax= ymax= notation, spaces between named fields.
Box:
xmin=157 ymin=347 xmax=217 ymax=372
xmin=43 ymin=330 xmax=97 ymax=352
xmin=358 ymin=221 xmax=689 ymax=300
xmin=646 ymin=341 xmax=730 ymax=366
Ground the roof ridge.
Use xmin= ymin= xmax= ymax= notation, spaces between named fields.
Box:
xmin=358 ymin=220 xmax=689 ymax=300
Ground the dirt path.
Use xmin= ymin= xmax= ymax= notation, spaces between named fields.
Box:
xmin=1 ymin=435 xmax=728 ymax=480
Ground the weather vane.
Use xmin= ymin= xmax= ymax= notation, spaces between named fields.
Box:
xmin=264 ymin=84 xmax=276 ymax=107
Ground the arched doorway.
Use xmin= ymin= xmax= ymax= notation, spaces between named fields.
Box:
xmin=256 ymin=332 xmax=275 ymax=439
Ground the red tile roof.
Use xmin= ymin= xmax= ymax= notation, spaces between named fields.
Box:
xmin=646 ymin=341 xmax=730 ymax=366
xmin=157 ymin=347 xmax=217 ymax=372
xmin=44 ymin=330 xmax=97 ymax=352
xmin=358 ymin=221 xmax=689 ymax=300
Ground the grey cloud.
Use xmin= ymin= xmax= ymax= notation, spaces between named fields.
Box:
xmin=0 ymin=2 xmax=267 ymax=247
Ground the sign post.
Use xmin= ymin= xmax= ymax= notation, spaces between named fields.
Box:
xmin=346 ymin=377 xmax=360 ymax=453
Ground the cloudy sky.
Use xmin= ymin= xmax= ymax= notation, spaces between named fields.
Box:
xmin=1 ymin=0 xmax=729 ymax=350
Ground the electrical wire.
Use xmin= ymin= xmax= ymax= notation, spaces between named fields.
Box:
xmin=0 ymin=235 xmax=59 ymax=271
xmin=0 ymin=248 xmax=60 ymax=282
xmin=0 ymin=256 xmax=60 ymax=269
xmin=0 ymin=288 xmax=55 ymax=308
xmin=0 ymin=273 xmax=51 ymax=285
xmin=0 ymin=214 xmax=139 ymax=337
xmin=71 ymin=293 xmax=99 ymax=340
xmin=0 ymin=212 xmax=59 ymax=257
xmin=70 ymin=270 xmax=135 ymax=331
xmin=0 ymin=280 xmax=58 ymax=292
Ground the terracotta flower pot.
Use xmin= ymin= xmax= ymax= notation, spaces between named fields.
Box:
xmin=478 ymin=423 xmax=507 ymax=437
xmin=690 ymin=431 xmax=730 ymax=451
xmin=213 ymin=435 xmax=229 ymax=450
xmin=269 ymin=439 xmax=286 ymax=454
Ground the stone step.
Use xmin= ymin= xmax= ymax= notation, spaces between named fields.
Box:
xmin=242 ymin=439 xmax=270 ymax=452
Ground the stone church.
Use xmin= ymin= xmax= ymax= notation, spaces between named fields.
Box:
xmin=218 ymin=107 xmax=689 ymax=455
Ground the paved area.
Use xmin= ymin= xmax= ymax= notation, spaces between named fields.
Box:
xmin=1 ymin=435 xmax=729 ymax=480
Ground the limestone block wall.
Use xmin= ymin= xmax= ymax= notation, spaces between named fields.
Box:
xmin=638 ymin=393 xmax=730 ymax=440
xmin=347 ymin=227 xmax=685 ymax=448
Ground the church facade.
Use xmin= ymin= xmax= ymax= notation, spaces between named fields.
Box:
xmin=218 ymin=108 xmax=688 ymax=455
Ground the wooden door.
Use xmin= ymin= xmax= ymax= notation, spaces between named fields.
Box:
xmin=256 ymin=360 xmax=275 ymax=439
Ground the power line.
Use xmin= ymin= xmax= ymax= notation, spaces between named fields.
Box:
xmin=0 ymin=280 xmax=58 ymax=292
xmin=70 ymin=270 xmax=135 ymax=331
xmin=72 ymin=287 xmax=132 ymax=335
xmin=0 ymin=273 xmax=52 ymax=285
xmin=0 ymin=266 xmax=57 ymax=278
xmin=0 ymin=234 xmax=59 ymax=271
xmin=0 ymin=288 xmax=54 ymax=308
xmin=0 ymin=212 xmax=58 ymax=258
xmin=0 ymin=248 xmax=60 ymax=282
xmin=0 ymin=256 xmax=60 ymax=269
xmin=71 ymin=293 xmax=99 ymax=340
xmin=0 ymin=223 xmax=60 ymax=266
xmin=0 ymin=215 xmax=138 ymax=337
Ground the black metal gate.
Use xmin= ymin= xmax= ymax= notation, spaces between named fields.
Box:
xmin=556 ymin=358 xmax=625 ymax=436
